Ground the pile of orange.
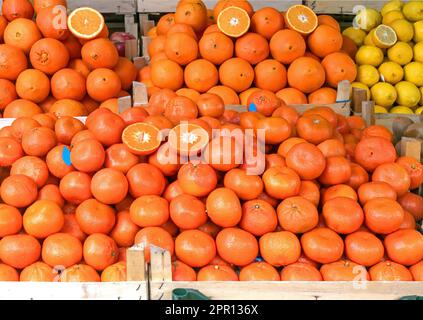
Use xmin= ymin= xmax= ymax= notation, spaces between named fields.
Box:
xmin=0 ymin=0 xmax=138 ymax=119
xmin=142 ymin=0 xmax=358 ymax=106
xmin=0 ymin=85 xmax=422 ymax=281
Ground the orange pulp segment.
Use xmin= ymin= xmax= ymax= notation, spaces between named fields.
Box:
xmin=285 ymin=5 xmax=318 ymax=35
xmin=67 ymin=7 xmax=105 ymax=40
xmin=122 ymin=122 xmax=162 ymax=155
xmin=217 ymin=6 xmax=250 ymax=38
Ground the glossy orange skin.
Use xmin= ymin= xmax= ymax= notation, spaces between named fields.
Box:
xmin=172 ymin=260 xmax=197 ymax=281
xmin=384 ymin=229 xmax=423 ymax=266
xmin=260 ymin=231 xmax=301 ymax=267
xmin=175 ymin=230 xmax=216 ymax=267
xmin=83 ymin=233 xmax=119 ymax=271
xmin=240 ymin=199 xmax=278 ymax=236
xmin=320 ymin=259 xmax=369 ymax=281
xmin=217 ymin=228 xmax=258 ymax=267
xmin=75 ymin=199 xmax=116 ymax=235
xmin=301 ymin=228 xmax=344 ymax=264
xmin=239 ymin=262 xmax=280 ymax=281
xmin=170 ymin=194 xmax=207 ymax=230
xmin=262 ymin=166 xmax=301 ymax=200
xmin=110 ymin=211 xmax=140 ymax=247
xmin=319 ymin=156 xmax=351 ymax=186
xmin=177 ymin=162 xmax=217 ymax=197
xmin=369 ymin=261 xmax=413 ymax=281
xmin=134 ymin=227 xmax=174 ymax=262
xmin=60 ymin=264 xmax=100 ymax=282
xmin=42 ymin=233 xmax=82 ymax=268
xmin=286 ymin=142 xmax=326 ymax=180
xmin=197 ymin=265 xmax=239 ymax=281
xmin=280 ymin=262 xmax=322 ymax=281
xmin=91 ymin=168 xmax=128 ymax=205
xmin=357 ymin=181 xmax=397 ymax=205
xmin=372 ymin=163 xmax=411 ymax=197
xmin=59 ymin=171 xmax=92 ymax=204
xmin=398 ymin=192 xmax=423 ymax=221
xmin=126 ymin=163 xmax=166 ymax=197
xmin=0 ymin=234 xmax=41 ymax=269
xmin=277 ymin=196 xmax=318 ymax=234
xmin=323 ymin=197 xmax=364 ymax=234
xmin=363 ymin=198 xmax=404 ymax=234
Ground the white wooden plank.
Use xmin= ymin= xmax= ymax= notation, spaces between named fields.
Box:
xmin=150 ymin=281 xmax=423 ymax=300
xmin=67 ymin=0 xmax=137 ymax=14
xmin=305 ymin=0 xmax=387 ymax=15
xmin=0 ymin=282 xmax=147 ymax=300
xmin=138 ymin=0 xmax=301 ymax=13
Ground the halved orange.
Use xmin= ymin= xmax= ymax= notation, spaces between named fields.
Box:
xmin=217 ymin=6 xmax=250 ymax=38
xmin=67 ymin=7 xmax=105 ymax=40
xmin=122 ymin=122 xmax=162 ymax=155
xmin=168 ymin=123 xmax=210 ymax=156
xmin=285 ymin=5 xmax=318 ymax=36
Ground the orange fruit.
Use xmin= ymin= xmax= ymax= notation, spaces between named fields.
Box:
xmin=341 ymin=35 xmax=358 ymax=59
xmin=15 ymin=69 xmax=50 ymax=103
xmin=63 ymin=35 xmax=83 ymax=59
xmin=298 ymin=180 xmax=320 ymax=206
xmin=10 ymin=155 xmax=49 ymax=188
xmin=384 ymin=229 xmax=423 ymax=266
xmin=277 ymin=196 xmax=318 ymax=233
xmin=30 ymin=38 xmax=69 ymax=75
xmin=323 ymin=197 xmax=364 ymax=234
xmin=51 ymin=68 xmax=86 ymax=100
xmin=4 ymin=18 xmax=41 ymax=54
xmin=156 ymin=13 xmax=175 ymax=35
xmin=130 ymin=195 xmax=169 ymax=227
xmin=217 ymin=6 xmax=250 ymax=38
xmin=319 ymin=156 xmax=352 ymax=186
xmin=262 ymin=166 xmax=301 ymax=200
xmin=235 ymin=32 xmax=269 ymax=65
xmin=398 ymin=192 xmax=423 ymax=221
xmin=164 ymin=96 xmax=199 ymax=125
xmin=175 ymin=229 xmax=216 ymax=267
xmin=67 ymin=7 xmax=105 ymax=40
xmin=269 ymin=29 xmax=306 ymax=64
xmin=1 ymin=174 xmax=38 ymax=208
xmin=126 ymin=163 xmax=166 ymax=197
xmin=219 ymin=57 xmax=254 ymax=93
xmin=206 ymin=187 xmax=242 ymax=227
xmin=42 ymin=233 xmax=82 ymax=267
xmin=0 ymin=44 xmax=28 ymax=80
xmin=86 ymin=68 xmax=121 ymax=102
xmin=172 ymin=260 xmax=197 ymax=281
xmin=223 ymin=168 xmax=263 ymax=200
xmin=151 ymin=59 xmax=184 ymax=91
xmin=0 ymin=234 xmax=41 ymax=269
xmin=364 ymin=198 xmax=404 ymax=234
xmin=251 ymin=7 xmax=284 ymax=40
xmin=317 ymin=14 xmax=340 ymax=31
xmin=175 ymin=0 xmax=208 ymax=33
xmin=354 ymin=137 xmax=397 ymax=172
xmin=33 ymin=0 xmax=67 ymax=14
xmin=208 ymin=85 xmax=240 ymax=104
xmin=239 ymin=199 xmax=277 ymax=236
xmin=410 ymin=261 xmax=423 ymax=281
xmin=307 ymin=25 xmax=343 ymax=58
xmin=287 ymin=57 xmax=325 ymax=93
xmin=260 ymin=231 xmax=301 ymax=266
xmin=280 ymin=262 xmax=322 ymax=281
xmin=110 ymin=210 xmax=139 ymax=247
xmin=170 ymin=194 xmax=207 ymax=229
xmin=178 ymin=162 xmax=218 ymax=197
xmin=301 ymin=227 xmax=344 ymax=264
xmin=372 ymin=163 xmax=411 ymax=197
xmin=0 ymin=137 xmax=23 ymax=167
xmin=2 ymin=0 xmax=34 ymax=21
xmin=36 ymin=4 xmax=68 ymax=40
xmin=165 ymin=32 xmax=198 ymax=66
xmin=75 ymin=198 xmax=116 ymax=235
xmin=83 ymin=233 xmax=119 ymax=271
xmin=0 ymin=79 xmax=17 ymax=110
xmin=285 ymin=142 xmax=326 ymax=180
xmin=68 ymin=58 xmax=91 ymax=78
xmin=320 ymin=259 xmax=369 ymax=281
xmin=60 ymin=264 xmax=100 ymax=282
xmin=308 ymin=87 xmax=337 ymax=104
xmin=276 ymin=87 xmax=307 ymax=105
xmin=239 ymin=262 xmax=280 ymax=281
xmin=20 ymin=262 xmax=54 ymax=282
xmin=113 ymin=57 xmax=137 ymax=91
xmin=254 ymin=59 xmax=287 ymax=93
xmin=134 ymin=226 xmax=174 ymax=262
xmin=90 ymin=168 xmax=128 ymax=205
xmin=216 ymin=227 xmax=258 ymax=266
xmin=369 ymin=261 xmax=413 ymax=281
xmin=23 ymin=200 xmax=64 ymax=239
xmin=345 ymin=231 xmax=384 ymax=267
xmin=197 ymin=265 xmax=238 ymax=281
xmin=198 ymin=31 xmax=233 ymax=65
xmin=122 ymin=122 xmax=161 ymax=156
xmin=321 ymin=52 xmax=357 ymax=88
xmin=285 ymin=4 xmax=318 ymax=35
xmin=0 ymin=204 xmax=22 ymax=237
xmin=101 ymin=261 xmax=126 ymax=282
xmin=185 ymin=59 xmax=219 ymax=93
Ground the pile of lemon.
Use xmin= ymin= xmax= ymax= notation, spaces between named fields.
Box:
xmin=343 ymin=0 xmax=423 ymax=115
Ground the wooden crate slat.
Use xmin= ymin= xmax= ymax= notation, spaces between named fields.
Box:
xmin=0 ymin=282 xmax=148 ymax=300
xmin=305 ymin=0 xmax=387 ymax=14
xmin=150 ymin=281 xmax=423 ymax=300
xmin=67 ymin=0 xmax=137 ymax=14
xmin=137 ymin=0 xmax=301 ymax=13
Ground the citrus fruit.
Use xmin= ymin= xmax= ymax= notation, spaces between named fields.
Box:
xmin=67 ymin=7 xmax=104 ymax=40
xmin=389 ymin=19 xmax=414 ymax=42
xmin=395 ymin=81 xmax=421 ymax=108
xmin=355 ymin=45 xmax=384 ymax=67
xmin=217 ymin=6 xmax=250 ymax=38
xmin=284 ymin=4 xmax=318 ymax=36
xmin=370 ymin=82 xmax=397 ymax=108
xmin=378 ymin=61 xmax=404 ymax=84
xmin=387 ymin=42 xmax=413 ymax=65
xmin=357 ymin=65 xmax=380 ymax=87
xmin=122 ymin=122 xmax=161 ymax=156
xmin=371 ymin=24 xmax=397 ymax=48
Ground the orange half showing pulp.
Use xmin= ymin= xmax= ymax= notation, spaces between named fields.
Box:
xmin=122 ymin=122 xmax=162 ymax=155
xmin=67 ymin=7 xmax=105 ymax=40
xmin=285 ymin=5 xmax=318 ymax=36
xmin=217 ymin=6 xmax=251 ymax=38
xmin=168 ymin=123 xmax=210 ymax=156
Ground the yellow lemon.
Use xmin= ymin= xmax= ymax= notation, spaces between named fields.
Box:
xmin=351 ymin=82 xmax=371 ymax=100
xmin=342 ymin=27 xmax=367 ymax=47
xmin=381 ymin=0 xmax=404 ymax=16
xmin=402 ymin=1 xmax=423 ymax=22
xmin=414 ymin=41 xmax=423 ymax=63
xmin=364 ymin=29 xmax=376 ymax=46
xmin=390 ymin=106 xmax=415 ymax=114
xmin=419 ymin=87 xmax=423 ymax=105
xmin=356 ymin=45 xmax=384 ymax=66
xmin=239 ymin=87 xmax=260 ymax=106
xmin=372 ymin=24 xmax=397 ymax=48
xmin=357 ymin=65 xmax=380 ymax=87
xmin=395 ymin=81 xmax=421 ymax=107
xmin=389 ymin=19 xmax=414 ymax=42
xmin=414 ymin=20 xmax=423 ymax=43
xmin=382 ymin=10 xmax=404 ymax=25
xmin=375 ymin=105 xmax=388 ymax=113
xmin=404 ymin=62 xmax=423 ymax=87
xmin=387 ymin=41 xmax=413 ymax=65
xmin=378 ymin=61 xmax=404 ymax=84
xmin=354 ymin=8 xmax=382 ymax=32
xmin=370 ymin=82 xmax=398 ymax=107
xmin=415 ymin=106 xmax=423 ymax=114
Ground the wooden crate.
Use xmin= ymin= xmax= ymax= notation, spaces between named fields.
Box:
xmin=148 ymin=247 xmax=423 ymax=300
xmin=137 ymin=0 xmax=301 ymax=13
xmin=0 ymin=245 xmax=148 ymax=300
xmin=304 ymin=0 xmax=387 ymax=14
